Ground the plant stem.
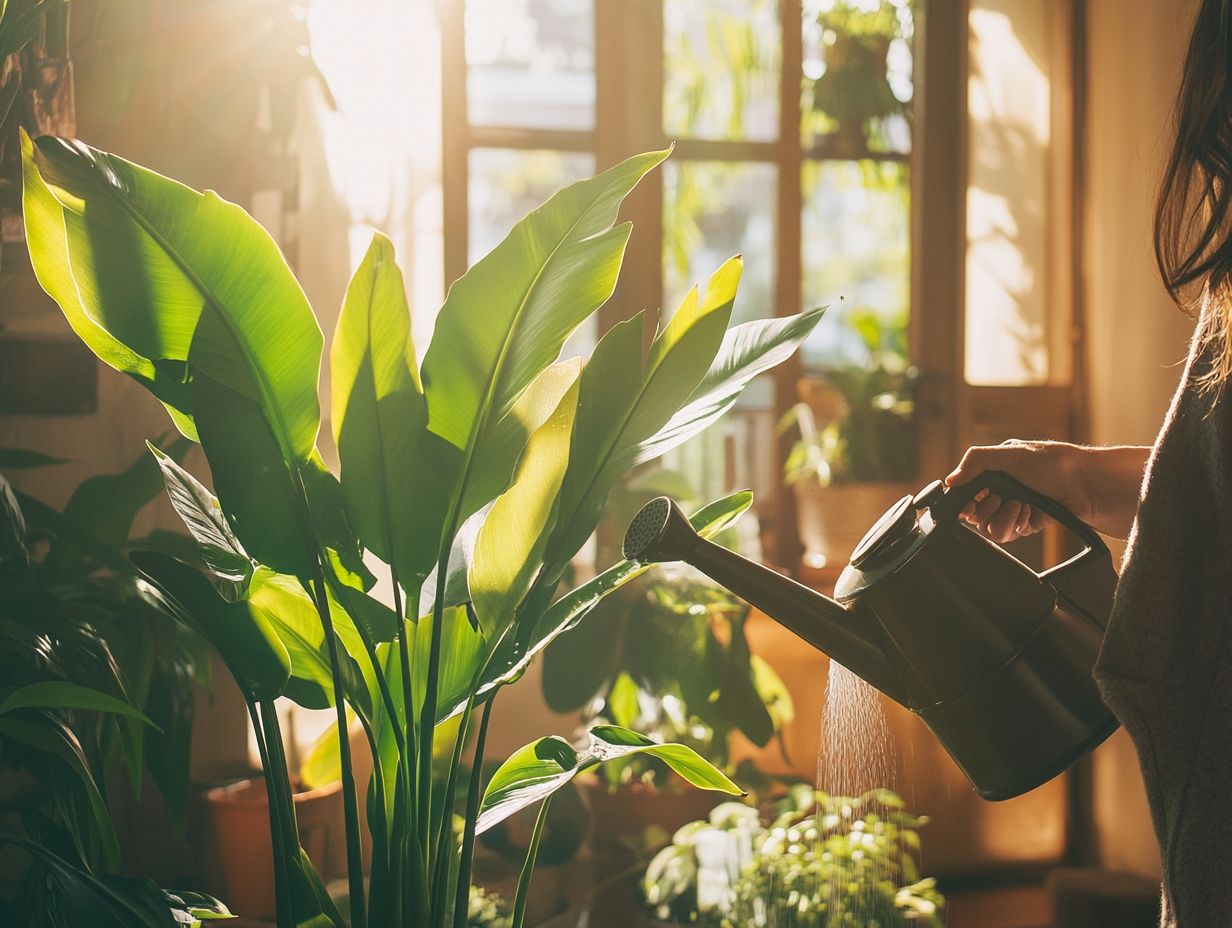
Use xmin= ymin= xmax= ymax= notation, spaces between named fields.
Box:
xmin=394 ymin=578 xmax=423 ymax=925
xmin=306 ymin=565 xmax=368 ymax=928
xmin=511 ymin=797 xmax=553 ymax=928
xmin=431 ymin=690 xmax=475 ymax=917
xmin=249 ymin=701 xmax=293 ymax=928
xmin=418 ymin=546 xmax=450 ymax=910
xmin=452 ymin=694 xmax=494 ymax=928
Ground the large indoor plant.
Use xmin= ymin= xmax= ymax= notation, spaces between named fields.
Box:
xmin=19 ymin=131 xmax=824 ymax=927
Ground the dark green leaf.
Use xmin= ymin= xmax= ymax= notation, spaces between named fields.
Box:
xmin=0 ymin=473 xmax=28 ymax=567
xmin=0 ymin=681 xmax=157 ymax=729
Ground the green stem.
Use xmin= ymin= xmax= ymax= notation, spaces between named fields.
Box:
xmin=306 ymin=566 xmax=368 ymax=928
xmin=452 ymin=694 xmax=495 ymax=928
xmin=249 ymin=701 xmax=292 ymax=928
xmin=511 ymin=797 xmax=553 ymax=928
xmin=418 ymin=546 xmax=450 ymax=907
xmin=431 ymin=690 xmax=475 ymax=917
xmin=394 ymin=579 xmax=424 ymax=926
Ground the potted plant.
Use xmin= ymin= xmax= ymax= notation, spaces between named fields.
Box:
xmin=540 ymin=562 xmax=794 ymax=922
xmin=0 ymin=449 xmax=226 ymax=925
xmin=810 ymin=0 xmax=909 ymax=157
xmin=20 ymin=131 xmax=825 ymax=927
xmin=781 ymin=309 xmax=917 ymax=570
xmin=643 ymin=785 xmax=943 ymax=927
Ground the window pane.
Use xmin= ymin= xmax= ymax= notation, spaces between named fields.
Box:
xmin=465 ymin=0 xmax=595 ymax=130
xmin=802 ymin=0 xmax=914 ymax=155
xmin=964 ymin=0 xmax=1054 ymax=385
xmin=663 ymin=0 xmax=780 ymax=141
xmin=801 ymin=160 xmax=910 ymax=370
xmin=469 ymin=149 xmax=598 ymax=356
xmin=663 ymin=160 xmax=777 ymax=324
xmin=662 ymin=160 xmax=778 ymax=513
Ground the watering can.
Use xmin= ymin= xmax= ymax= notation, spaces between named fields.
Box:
xmin=621 ymin=472 xmax=1119 ymax=801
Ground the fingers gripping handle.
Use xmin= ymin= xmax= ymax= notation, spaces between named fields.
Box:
xmin=934 ymin=471 xmax=1115 ymax=621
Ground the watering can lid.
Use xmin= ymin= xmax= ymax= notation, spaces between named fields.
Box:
xmin=849 ymin=493 xmax=917 ymax=570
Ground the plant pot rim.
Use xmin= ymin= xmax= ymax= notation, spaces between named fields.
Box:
xmin=203 ymin=776 xmax=341 ymax=807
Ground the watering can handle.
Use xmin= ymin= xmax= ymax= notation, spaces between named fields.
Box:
xmin=928 ymin=471 xmax=1115 ymax=617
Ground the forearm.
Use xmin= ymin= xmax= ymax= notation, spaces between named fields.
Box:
xmin=1071 ymin=444 xmax=1151 ymax=539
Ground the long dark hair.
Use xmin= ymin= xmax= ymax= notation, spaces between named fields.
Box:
xmin=1155 ymin=0 xmax=1232 ymax=390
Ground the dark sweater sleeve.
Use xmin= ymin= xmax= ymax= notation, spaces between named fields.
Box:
xmin=1094 ymin=317 xmax=1232 ymax=927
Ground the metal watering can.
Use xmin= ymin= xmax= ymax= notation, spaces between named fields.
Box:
xmin=622 ymin=471 xmax=1119 ymax=801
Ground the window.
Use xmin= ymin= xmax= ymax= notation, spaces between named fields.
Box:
xmin=442 ymin=0 xmax=1080 ymax=570
xmin=443 ymin=0 xmax=924 ymax=567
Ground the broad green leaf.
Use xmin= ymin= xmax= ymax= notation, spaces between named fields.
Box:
xmin=436 ymin=491 xmax=753 ymax=725
xmin=477 ymin=724 xmax=741 ymax=834
xmin=61 ymin=436 xmax=192 ymax=549
xmin=0 ymin=682 xmax=156 ymax=728
xmin=330 ymin=232 xmax=428 ymax=583
xmin=24 ymin=135 xmax=323 ymax=576
xmin=0 ymin=447 xmax=70 ymax=469
xmin=586 ymin=725 xmax=742 ymax=793
xmin=26 ymin=134 xmax=323 ymax=459
xmin=421 ymin=148 xmax=668 ymax=453
xmin=132 ymin=552 xmax=291 ymax=702
xmin=542 ymin=258 xmax=741 ymax=575
xmin=470 ymin=374 xmax=581 ymax=638
xmin=20 ymin=131 xmax=194 ymax=436
xmin=0 ymin=715 xmax=120 ymax=868
xmin=148 ymin=442 xmax=254 ymax=595
xmin=635 ymin=307 xmax=827 ymax=464
xmin=476 ymin=736 xmax=578 ymax=834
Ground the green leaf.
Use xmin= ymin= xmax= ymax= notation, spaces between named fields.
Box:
xmin=469 ymin=374 xmax=581 ymax=638
xmin=131 ymin=552 xmax=291 ymax=702
xmin=608 ymin=672 xmax=641 ymax=729
xmin=587 ymin=724 xmax=743 ymax=792
xmin=0 ymin=715 xmax=120 ymax=868
xmin=61 ymin=435 xmax=193 ymax=549
xmin=542 ymin=258 xmax=741 ymax=575
xmin=190 ymin=369 xmax=315 ymax=577
xmin=0 ymin=682 xmax=158 ymax=729
xmin=477 ymin=724 xmax=741 ymax=834
xmin=0 ymin=473 xmax=27 ymax=568
xmin=421 ymin=147 xmax=669 ymax=454
xmin=0 ymin=447 xmax=70 ymax=469
xmin=23 ymin=135 xmax=324 ymax=576
xmin=148 ymin=442 xmax=253 ymax=596
xmin=331 ymin=232 xmax=430 ymax=587
xmin=634 ymin=307 xmax=827 ymax=463
xmin=26 ymin=134 xmax=323 ymax=457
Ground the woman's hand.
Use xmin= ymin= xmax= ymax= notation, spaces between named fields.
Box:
xmin=945 ymin=441 xmax=1150 ymax=542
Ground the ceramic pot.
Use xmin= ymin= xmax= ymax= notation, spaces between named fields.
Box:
xmin=196 ymin=777 xmax=342 ymax=922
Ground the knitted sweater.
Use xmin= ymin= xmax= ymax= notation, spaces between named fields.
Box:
xmin=1094 ymin=305 xmax=1232 ymax=927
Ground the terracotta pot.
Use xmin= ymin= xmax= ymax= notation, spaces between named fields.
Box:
xmin=793 ymin=480 xmax=913 ymax=569
xmin=196 ymin=777 xmax=342 ymax=922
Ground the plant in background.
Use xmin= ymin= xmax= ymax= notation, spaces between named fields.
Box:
xmin=780 ymin=308 xmax=917 ymax=487
xmin=21 ymin=129 xmax=824 ymax=928
xmin=643 ymin=786 xmax=943 ymax=927
xmin=0 ymin=448 xmax=223 ymax=926
xmin=808 ymin=0 xmax=911 ymax=156
xmin=542 ymin=568 xmax=793 ymax=792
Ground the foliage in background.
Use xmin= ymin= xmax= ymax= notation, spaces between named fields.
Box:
xmin=643 ymin=786 xmax=943 ymax=927
xmin=781 ymin=308 xmax=917 ymax=485
xmin=21 ymin=131 xmax=823 ymax=928
xmin=543 ymin=568 xmax=792 ymax=791
xmin=0 ymin=448 xmax=218 ymax=926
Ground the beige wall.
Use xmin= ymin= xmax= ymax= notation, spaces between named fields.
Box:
xmin=1082 ymin=0 xmax=1199 ymax=880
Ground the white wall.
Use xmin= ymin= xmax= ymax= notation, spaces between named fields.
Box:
xmin=1082 ymin=0 xmax=1199 ymax=880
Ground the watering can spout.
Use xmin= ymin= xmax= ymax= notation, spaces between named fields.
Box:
xmin=622 ymin=498 xmax=907 ymax=705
